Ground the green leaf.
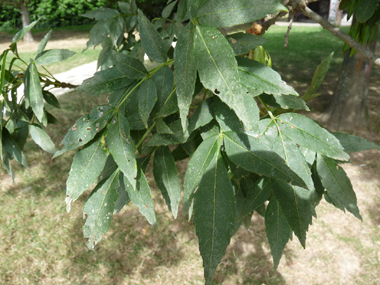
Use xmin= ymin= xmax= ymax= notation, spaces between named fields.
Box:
xmin=223 ymin=131 xmax=307 ymax=188
xmin=114 ymin=173 xmax=131 ymax=213
xmin=200 ymin=120 xmax=220 ymax=140
xmin=226 ymin=33 xmax=268 ymax=55
xmin=183 ymin=134 xmax=220 ymax=216
xmin=37 ymin=30 xmax=52 ymax=54
xmin=188 ymin=98 xmax=215 ymax=134
xmin=356 ymin=0 xmax=378 ymax=22
xmin=259 ymin=94 xmax=309 ymax=111
xmin=35 ymin=49 xmax=76 ymax=65
xmin=97 ymin=38 xmax=114 ymax=70
xmin=316 ymin=154 xmax=362 ymax=219
xmin=81 ymin=8 xmax=119 ymax=20
xmin=194 ymin=147 xmax=236 ymax=285
xmin=156 ymin=118 xmax=173 ymax=134
xmin=138 ymin=78 xmax=157 ymax=128
xmin=29 ymin=124 xmax=56 ymax=154
xmin=118 ymin=2 xmax=131 ymax=14
xmin=85 ymin=19 xmax=111 ymax=50
xmin=2 ymin=128 xmax=28 ymax=168
xmin=332 ymin=132 xmax=380 ymax=152
xmin=113 ymin=51 xmax=148 ymax=79
xmin=146 ymin=120 xmax=187 ymax=146
xmin=195 ymin=25 xmax=258 ymax=130
xmin=24 ymin=62 xmax=44 ymax=123
xmin=265 ymin=198 xmax=292 ymax=271
xmin=269 ymin=131 xmax=315 ymax=190
xmin=43 ymin=91 xmax=60 ymax=109
xmin=151 ymin=65 xmax=174 ymax=114
xmin=271 ymin=179 xmax=313 ymax=248
xmin=174 ymin=22 xmax=197 ymax=131
xmin=11 ymin=20 xmax=38 ymax=44
xmin=153 ymin=146 xmax=182 ymax=218
xmin=277 ymin=113 xmax=350 ymax=161
xmin=138 ymin=10 xmax=167 ymax=62
xmin=213 ymin=96 xmax=244 ymax=132
xmin=83 ymin=169 xmax=120 ymax=250
xmin=65 ymin=134 xmax=108 ymax=212
xmin=77 ymin=66 xmax=133 ymax=96
xmin=177 ymin=0 xmax=189 ymax=22
xmin=303 ymin=52 xmax=333 ymax=101
xmin=107 ymin=112 xmax=137 ymax=188
xmin=124 ymin=166 xmax=157 ymax=226
xmin=242 ymin=177 xmax=272 ymax=217
xmin=195 ymin=0 xmax=287 ymax=28
xmin=237 ymin=57 xmax=298 ymax=96
xmin=109 ymin=16 xmax=125 ymax=45
xmin=53 ymin=105 xmax=114 ymax=158
xmin=162 ymin=0 xmax=178 ymax=18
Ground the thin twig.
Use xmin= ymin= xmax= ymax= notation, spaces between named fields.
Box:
xmin=301 ymin=5 xmax=380 ymax=67
xmin=284 ymin=12 xmax=294 ymax=49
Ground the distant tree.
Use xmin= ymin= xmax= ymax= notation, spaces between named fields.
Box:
xmin=0 ymin=0 xmax=34 ymax=42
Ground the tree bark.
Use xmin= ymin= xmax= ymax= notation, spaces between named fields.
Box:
xmin=19 ymin=0 xmax=34 ymax=42
xmin=321 ymin=25 xmax=378 ymax=132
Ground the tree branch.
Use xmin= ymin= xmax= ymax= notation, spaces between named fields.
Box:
xmin=301 ymin=6 xmax=380 ymax=67
xmin=284 ymin=12 xmax=294 ymax=48
xmin=260 ymin=11 xmax=288 ymax=36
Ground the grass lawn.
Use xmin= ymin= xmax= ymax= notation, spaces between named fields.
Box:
xmin=1 ymin=24 xmax=380 ymax=285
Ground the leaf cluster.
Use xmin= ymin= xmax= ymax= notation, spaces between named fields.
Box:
xmin=340 ymin=0 xmax=380 ymax=55
xmin=1 ymin=1 xmax=380 ymax=284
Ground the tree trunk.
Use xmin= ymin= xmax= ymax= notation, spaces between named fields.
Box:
xmin=20 ymin=1 xmax=34 ymax=42
xmin=321 ymin=26 xmax=378 ymax=132
xmin=328 ymin=0 xmax=340 ymax=24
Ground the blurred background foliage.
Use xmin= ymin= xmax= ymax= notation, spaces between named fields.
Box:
xmin=0 ymin=0 xmax=168 ymax=31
